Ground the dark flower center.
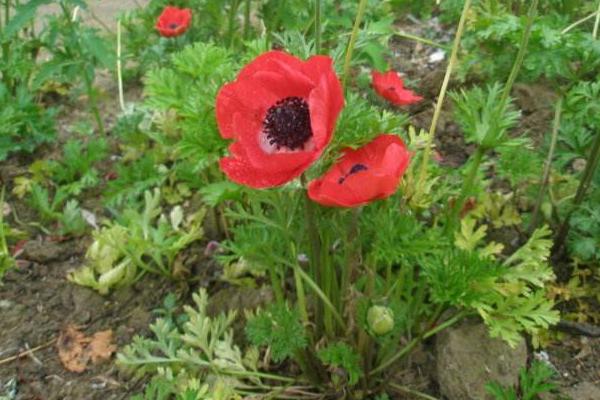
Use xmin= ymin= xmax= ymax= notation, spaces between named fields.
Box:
xmin=338 ymin=163 xmax=368 ymax=184
xmin=263 ymin=97 xmax=312 ymax=151
xmin=168 ymin=22 xmax=179 ymax=29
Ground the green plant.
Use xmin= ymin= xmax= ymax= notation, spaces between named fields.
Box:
xmin=0 ymin=84 xmax=56 ymax=161
xmin=40 ymin=0 xmax=116 ymax=134
xmin=119 ymin=289 xmax=295 ymax=399
xmin=486 ymin=360 xmax=558 ymax=400
xmin=0 ymin=188 xmax=14 ymax=281
xmin=68 ymin=189 xmax=204 ymax=293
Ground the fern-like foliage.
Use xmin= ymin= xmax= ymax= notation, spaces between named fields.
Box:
xmin=424 ymin=224 xmax=559 ymax=346
xmin=317 ymin=342 xmax=363 ymax=386
xmin=144 ymin=42 xmax=236 ymax=171
xmin=119 ymin=289 xmax=256 ymax=399
xmin=451 ymin=83 xmax=522 ymax=150
xmin=246 ymin=303 xmax=307 ymax=363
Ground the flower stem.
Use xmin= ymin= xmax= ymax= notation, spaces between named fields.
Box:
xmin=117 ymin=19 xmax=125 ymax=113
xmin=301 ymin=175 xmax=324 ymax=335
xmin=528 ymin=97 xmax=562 ymax=234
xmin=227 ymin=0 xmax=241 ymax=48
xmin=314 ymin=0 xmax=321 ymax=53
xmin=500 ymin=0 xmax=538 ymax=107
xmin=370 ymin=310 xmax=469 ymax=376
xmin=340 ymin=208 xmax=360 ymax=323
xmin=594 ymin=0 xmax=600 ymax=39
xmin=244 ymin=0 xmax=251 ymax=39
xmin=415 ymin=0 xmax=472 ymax=198
xmin=341 ymin=0 xmax=368 ymax=90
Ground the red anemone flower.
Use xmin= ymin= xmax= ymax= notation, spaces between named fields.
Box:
xmin=156 ymin=6 xmax=192 ymax=38
xmin=308 ymin=134 xmax=411 ymax=207
xmin=372 ymin=70 xmax=422 ymax=106
xmin=216 ymin=51 xmax=344 ymax=188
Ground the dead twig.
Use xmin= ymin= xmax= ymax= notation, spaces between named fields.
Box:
xmin=555 ymin=320 xmax=600 ymax=338
xmin=0 ymin=338 xmax=56 ymax=366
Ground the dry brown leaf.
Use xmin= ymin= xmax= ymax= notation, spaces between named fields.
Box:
xmin=57 ymin=325 xmax=116 ymax=373
xmin=88 ymin=330 xmax=117 ymax=364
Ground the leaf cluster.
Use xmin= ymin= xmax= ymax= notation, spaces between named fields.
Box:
xmin=423 ymin=224 xmax=559 ymax=346
xmin=459 ymin=8 xmax=600 ymax=82
xmin=485 ymin=360 xmax=557 ymax=400
xmin=246 ymin=303 xmax=307 ymax=363
xmin=451 ymin=83 xmax=522 ymax=150
xmin=68 ymin=189 xmax=204 ymax=293
xmin=119 ymin=289 xmax=255 ymax=399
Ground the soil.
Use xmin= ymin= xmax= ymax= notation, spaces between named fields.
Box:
xmin=1 ymin=8 xmax=598 ymax=400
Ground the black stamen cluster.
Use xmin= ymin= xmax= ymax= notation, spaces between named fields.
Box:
xmin=263 ymin=97 xmax=312 ymax=151
xmin=338 ymin=163 xmax=368 ymax=184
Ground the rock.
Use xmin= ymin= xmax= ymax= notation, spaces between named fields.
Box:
xmin=22 ymin=240 xmax=68 ymax=263
xmin=562 ymin=382 xmax=600 ymax=400
xmin=435 ymin=319 xmax=527 ymax=400
xmin=207 ymin=286 xmax=273 ymax=317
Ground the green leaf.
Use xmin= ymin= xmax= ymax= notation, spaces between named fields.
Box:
xmin=246 ymin=304 xmax=307 ymax=363
xmin=2 ymin=0 xmax=52 ymax=39
xmin=318 ymin=342 xmax=363 ymax=386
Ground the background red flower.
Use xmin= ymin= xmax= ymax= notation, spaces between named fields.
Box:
xmin=372 ymin=70 xmax=423 ymax=106
xmin=308 ymin=134 xmax=412 ymax=207
xmin=216 ymin=51 xmax=344 ymax=188
xmin=155 ymin=6 xmax=192 ymax=38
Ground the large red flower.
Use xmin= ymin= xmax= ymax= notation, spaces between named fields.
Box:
xmin=308 ymin=134 xmax=411 ymax=207
xmin=156 ymin=6 xmax=192 ymax=38
xmin=216 ymin=51 xmax=344 ymax=188
xmin=372 ymin=70 xmax=422 ymax=106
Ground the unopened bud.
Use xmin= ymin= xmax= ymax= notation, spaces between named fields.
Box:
xmin=367 ymin=305 xmax=394 ymax=336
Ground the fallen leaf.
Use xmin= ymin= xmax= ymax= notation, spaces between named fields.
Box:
xmin=88 ymin=330 xmax=117 ymax=364
xmin=57 ymin=325 xmax=116 ymax=373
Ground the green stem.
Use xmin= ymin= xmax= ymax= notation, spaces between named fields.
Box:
xmin=83 ymin=71 xmax=105 ymax=135
xmin=292 ymin=247 xmax=309 ymax=325
xmin=447 ymin=147 xmax=485 ymax=234
xmin=370 ymin=310 xmax=469 ymax=376
xmin=341 ymin=0 xmax=368 ymax=89
xmin=227 ymin=0 xmax=241 ymax=48
xmin=244 ymin=0 xmax=251 ymax=39
xmin=295 ymin=266 xmax=347 ymax=332
xmin=528 ymin=97 xmax=562 ymax=234
xmin=340 ymin=208 xmax=360 ymax=323
xmin=415 ymin=0 xmax=472 ymax=199
xmin=554 ymin=130 xmax=600 ymax=254
xmin=500 ymin=0 xmax=538 ymax=107
xmin=314 ymin=0 xmax=321 ymax=53
xmin=301 ymin=175 xmax=324 ymax=334
xmin=594 ymin=0 xmax=600 ymax=39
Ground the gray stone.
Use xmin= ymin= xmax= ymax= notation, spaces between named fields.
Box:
xmin=435 ymin=319 xmax=527 ymax=400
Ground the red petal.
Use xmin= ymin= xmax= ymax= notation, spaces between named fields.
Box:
xmin=308 ymin=135 xmax=411 ymax=207
xmin=220 ymin=156 xmax=303 ymax=189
